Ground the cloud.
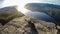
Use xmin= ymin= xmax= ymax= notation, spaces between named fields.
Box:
xmin=1 ymin=0 xmax=60 ymax=8
xmin=38 ymin=0 xmax=60 ymax=5
xmin=2 ymin=0 xmax=40 ymax=7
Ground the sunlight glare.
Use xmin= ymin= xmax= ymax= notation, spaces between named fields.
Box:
xmin=2 ymin=0 xmax=44 ymax=14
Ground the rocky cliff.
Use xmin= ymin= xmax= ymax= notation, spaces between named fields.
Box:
xmin=0 ymin=6 xmax=24 ymax=25
xmin=0 ymin=16 xmax=59 ymax=34
xmin=0 ymin=5 xmax=60 ymax=34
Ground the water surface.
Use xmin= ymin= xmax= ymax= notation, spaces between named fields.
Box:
xmin=25 ymin=11 xmax=56 ymax=22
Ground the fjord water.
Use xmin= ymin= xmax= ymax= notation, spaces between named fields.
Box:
xmin=25 ymin=11 xmax=56 ymax=23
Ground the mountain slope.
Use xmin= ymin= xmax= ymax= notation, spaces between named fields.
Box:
xmin=25 ymin=3 xmax=60 ymax=24
xmin=0 ymin=6 xmax=24 ymax=25
xmin=25 ymin=3 xmax=60 ymax=11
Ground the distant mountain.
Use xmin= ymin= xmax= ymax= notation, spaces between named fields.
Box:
xmin=0 ymin=6 xmax=17 ymax=13
xmin=25 ymin=3 xmax=60 ymax=11
xmin=25 ymin=3 xmax=60 ymax=23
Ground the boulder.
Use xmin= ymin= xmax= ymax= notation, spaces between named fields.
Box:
xmin=0 ymin=6 xmax=24 ymax=25
xmin=0 ymin=16 xmax=58 ymax=34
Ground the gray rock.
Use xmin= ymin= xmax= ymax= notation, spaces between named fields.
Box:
xmin=0 ymin=16 xmax=58 ymax=34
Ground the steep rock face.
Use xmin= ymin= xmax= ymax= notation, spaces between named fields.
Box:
xmin=0 ymin=6 xmax=24 ymax=25
xmin=25 ymin=3 xmax=60 ymax=24
xmin=0 ymin=16 xmax=58 ymax=34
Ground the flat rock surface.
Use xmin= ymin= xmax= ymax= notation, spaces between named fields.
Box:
xmin=0 ymin=16 xmax=59 ymax=34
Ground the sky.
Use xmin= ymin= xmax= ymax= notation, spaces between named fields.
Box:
xmin=0 ymin=0 xmax=3 ymax=8
xmin=0 ymin=0 xmax=60 ymax=7
xmin=0 ymin=0 xmax=60 ymax=13
xmin=0 ymin=0 xmax=3 ymax=3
